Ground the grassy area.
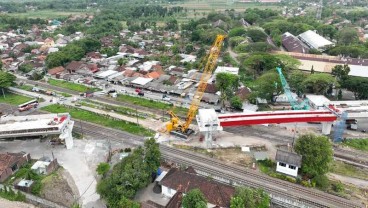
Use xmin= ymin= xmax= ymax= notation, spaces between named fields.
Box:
xmin=0 ymin=186 xmax=26 ymax=202
xmin=81 ymin=99 xmax=149 ymax=119
xmin=5 ymin=9 xmax=89 ymax=19
xmin=59 ymin=92 xmax=72 ymax=97
xmin=342 ymin=139 xmax=368 ymax=152
xmin=7 ymin=163 xmax=44 ymax=196
xmin=116 ymin=94 xmax=187 ymax=116
xmin=0 ymin=91 xmax=33 ymax=105
xmin=17 ymin=84 xmax=33 ymax=91
xmin=41 ymin=104 xmax=154 ymax=137
xmin=48 ymin=79 xmax=100 ymax=93
xmin=330 ymin=160 xmax=368 ymax=180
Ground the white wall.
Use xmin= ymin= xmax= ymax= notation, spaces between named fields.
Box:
xmin=162 ymin=185 xmax=177 ymax=198
xmin=276 ymin=162 xmax=298 ymax=177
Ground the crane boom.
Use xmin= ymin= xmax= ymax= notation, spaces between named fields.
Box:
xmin=276 ymin=67 xmax=309 ymax=110
xmin=181 ymin=35 xmax=226 ymax=132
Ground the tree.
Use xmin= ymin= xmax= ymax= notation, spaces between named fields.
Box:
xmin=337 ymin=28 xmax=359 ymax=45
xmin=96 ymin=162 xmax=110 ymax=176
xmin=316 ymin=25 xmax=337 ymax=40
xmin=331 ymin=64 xmax=350 ymax=83
xmin=0 ymin=60 xmax=2 ymax=70
xmin=230 ymin=96 xmax=243 ymax=110
xmin=250 ymin=71 xmax=282 ymax=103
xmin=182 ymin=189 xmax=207 ymax=208
xmin=228 ymin=27 xmax=247 ymax=37
xmin=0 ymin=71 xmax=16 ymax=97
xmin=246 ymin=29 xmax=267 ymax=42
xmin=343 ymin=76 xmax=368 ymax=99
xmin=235 ymin=42 xmax=272 ymax=53
xmin=243 ymin=53 xmax=279 ymax=77
xmin=118 ymin=196 xmax=140 ymax=208
xmin=166 ymin=18 xmax=178 ymax=30
xmin=144 ymin=138 xmax=161 ymax=175
xmin=216 ymin=72 xmax=239 ymax=108
xmin=118 ymin=58 xmax=128 ymax=66
xmin=294 ymin=134 xmax=333 ymax=177
xmin=302 ymin=73 xmax=337 ymax=94
xmin=232 ymin=186 xmax=270 ymax=208
xmin=185 ymin=44 xmax=194 ymax=54
xmin=230 ymin=196 xmax=245 ymax=208
xmin=288 ymin=70 xmax=308 ymax=96
xmin=18 ymin=63 xmax=33 ymax=73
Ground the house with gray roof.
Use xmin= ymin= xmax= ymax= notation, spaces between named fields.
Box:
xmin=275 ymin=149 xmax=302 ymax=177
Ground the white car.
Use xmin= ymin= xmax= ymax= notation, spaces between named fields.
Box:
xmin=163 ymin=96 xmax=171 ymax=101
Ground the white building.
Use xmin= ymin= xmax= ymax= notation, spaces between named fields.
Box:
xmin=306 ymin=94 xmax=330 ymax=109
xmin=214 ymin=66 xmax=239 ymax=76
xmin=298 ymin=30 xmax=334 ymax=51
xmin=275 ymin=149 xmax=302 ymax=177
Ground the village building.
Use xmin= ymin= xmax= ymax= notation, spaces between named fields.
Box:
xmin=275 ymin=149 xmax=302 ymax=177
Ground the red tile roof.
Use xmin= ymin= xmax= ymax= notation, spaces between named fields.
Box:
xmin=146 ymin=71 xmax=160 ymax=79
xmin=161 ymin=168 xmax=235 ymax=207
xmin=48 ymin=66 xmax=65 ymax=75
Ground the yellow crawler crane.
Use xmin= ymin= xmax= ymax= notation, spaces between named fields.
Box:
xmin=166 ymin=34 xmax=226 ymax=138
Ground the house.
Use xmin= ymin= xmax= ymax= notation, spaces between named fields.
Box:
xmin=48 ymin=66 xmax=65 ymax=77
xmin=31 ymin=156 xmax=58 ymax=175
xmin=282 ymin=32 xmax=309 ymax=53
xmin=160 ymin=167 xmax=235 ymax=207
xmin=65 ymin=61 xmax=86 ymax=73
xmin=15 ymin=179 xmax=33 ymax=193
xmin=214 ymin=66 xmax=239 ymax=76
xmin=0 ymin=152 xmax=31 ymax=182
xmin=275 ymin=149 xmax=302 ymax=177
xmin=239 ymin=18 xmax=251 ymax=27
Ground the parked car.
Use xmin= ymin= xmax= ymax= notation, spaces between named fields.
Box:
xmin=138 ymin=91 xmax=144 ymax=96
xmin=162 ymin=95 xmax=171 ymax=101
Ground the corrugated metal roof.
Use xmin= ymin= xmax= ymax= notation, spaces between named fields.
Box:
xmin=275 ymin=149 xmax=302 ymax=167
xmin=298 ymin=30 xmax=334 ymax=50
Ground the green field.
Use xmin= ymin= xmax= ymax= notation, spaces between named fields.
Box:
xmin=5 ymin=9 xmax=89 ymax=19
xmin=48 ymin=79 xmax=100 ymax=93
xmin=343 ymin=139 xmax=368 ymax=152
xmin=16 ymin=85 xmax=33 ymax=91
xmin=116 ymin=94 xmax=187 ymax=116
xmin=41 ymin=104 xmax=154 ymax=137
xmin=0 ymin=91 xmax=34 ymax=105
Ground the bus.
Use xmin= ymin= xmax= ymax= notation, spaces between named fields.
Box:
xmin=18 ymin=99 xmax=39 ymax=112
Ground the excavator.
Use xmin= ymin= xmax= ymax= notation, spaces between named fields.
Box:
xmin=166 ymin=34 xmax=226 ymax=138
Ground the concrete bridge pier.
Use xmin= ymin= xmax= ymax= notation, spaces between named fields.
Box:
xmin=321 ymin=122 xmax=333 ymax=135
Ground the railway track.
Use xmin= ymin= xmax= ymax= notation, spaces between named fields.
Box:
xmin=72 ymin=121 xmax=363 ymax=208
xmin=225 ymin=126 xmax=368 ymax=167
xmin=18 ymin=78 xmax=188 ymax=119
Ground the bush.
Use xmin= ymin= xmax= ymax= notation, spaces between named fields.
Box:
xmin=312 ymin=175 xmax=330 ymax=191
xmin=31 ymin=181 xmax=42 ymax=196
xmin=301 ymin=180 xmax=311 ymax=187
xmin=286 ymin=176 xmax=297 ymax=183
xmin=332 ymin=182 xmax=344 ymax=193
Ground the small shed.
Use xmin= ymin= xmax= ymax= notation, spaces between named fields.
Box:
xmin=15 ymin=179 xmax=33 ymax=193
xmin=275 ymin=149 xmax=302 ymax=177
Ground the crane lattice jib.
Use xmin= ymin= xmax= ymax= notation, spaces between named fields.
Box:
xmin=276 ymin=67 xmax=307 ymax=110
xmin=181 ymin=35 xmax=226 ymax=132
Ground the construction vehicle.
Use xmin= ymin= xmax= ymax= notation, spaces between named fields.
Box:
xmin=276 ymin=67 xmax=309 ymax=110
xmin=166 ymin=34 xmax=226 ymax=138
